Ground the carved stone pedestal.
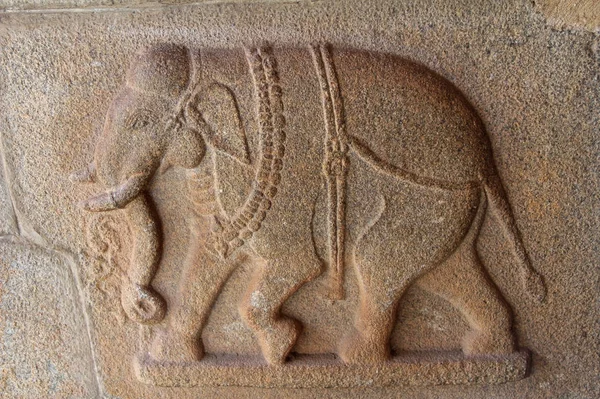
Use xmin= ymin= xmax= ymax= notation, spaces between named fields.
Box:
xmin=136 ymin=351 xmax=530 ymax=388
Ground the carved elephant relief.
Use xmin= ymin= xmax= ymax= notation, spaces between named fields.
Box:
xmin=72 ymin=43 xmax=545 ymax=367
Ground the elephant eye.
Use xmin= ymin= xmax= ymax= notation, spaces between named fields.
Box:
xmin=132 ymin=118 xmax=149 ymax=129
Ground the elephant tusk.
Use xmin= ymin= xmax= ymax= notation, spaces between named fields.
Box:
xmin=78 ymin=191 xmax=118 ymax=212
xmin=111 ymin=172 xmax=151 ymax=209
xmin=80 ymin=173 xmax=149 ymax=212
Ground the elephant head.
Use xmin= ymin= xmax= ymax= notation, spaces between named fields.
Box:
xmin=72 ymin=44 xmax=250 ymax=324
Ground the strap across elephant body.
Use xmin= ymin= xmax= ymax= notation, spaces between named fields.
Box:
xmin=73 ymin=43 xmax=546 ymax=327
xmin=309 ymin=45 xmax=477 ymax=300
xmin=194 ymin=45 xmax=478 ymax=300
xmin=196 ymin=44 xmax=544 ymax=303
xmin=185 ymin=47 xmax=287 ymax=260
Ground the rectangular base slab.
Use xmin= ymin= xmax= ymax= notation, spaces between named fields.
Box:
xmin=135 ymin=350 xmax=530 ymax=388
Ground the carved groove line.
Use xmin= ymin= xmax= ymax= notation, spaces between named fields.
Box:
xmin=206 ymin=47 xmax=285 ymax=258
xmin=349 ymin=136 xmax=480 ymax=191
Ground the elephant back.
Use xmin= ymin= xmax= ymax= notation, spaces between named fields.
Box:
xmin=333 ymin=48 xmax=493 ymax=185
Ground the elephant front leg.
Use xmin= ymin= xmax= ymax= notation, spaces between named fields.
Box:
xmin=150 ymin=242 xmax=241 ymax=362
xmin=239 ymin=254 xmax=322 ymax=365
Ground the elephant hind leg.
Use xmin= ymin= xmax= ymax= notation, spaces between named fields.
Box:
xmin=339 ymin=212 xmax=418 ymax=364
xmin=338 ymin=280 xmax=407 ymax=364
xmin=416 ymin=241 xmax=516 ymax=356
xmin=239 ymin=254 xmax=322 ymax=365
xmin=339 ymin=188 xmax=485 ymax=364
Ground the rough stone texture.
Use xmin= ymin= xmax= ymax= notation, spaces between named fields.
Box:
xmin=0 ymin=238 xmax=98 ymax=398
xmin=534 ymin=0 xmax=600 ymax=31
xmin=0 ymin=0 xmax=292 ymax=12
xmin=0 ymin=163 xmax=17 ymax=236
xmin=0 ymin=0 xmax=598 ymax=398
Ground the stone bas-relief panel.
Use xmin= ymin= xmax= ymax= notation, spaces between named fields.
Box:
xmin=70 ymin=43 xmax=545 ymax=388
xmin=1 ymin=0 xmax=599 ymax=397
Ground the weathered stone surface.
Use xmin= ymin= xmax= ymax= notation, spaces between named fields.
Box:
xmin=0 ymin=0 xmax=292 ymax=12
xmin=0 ymin=0 xmax=598 ymax=398
xmin=0 ymin=163 xmax=17 ymax=236
xmin=534 ymin=0 xmax=600 ymax=31
xmin=0 ymin=238 xmax=97 ymax=398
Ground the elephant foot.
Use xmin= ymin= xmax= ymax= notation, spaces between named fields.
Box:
xmin=338 ymin=326 xmax=390 ymax=364
xmin=149 ymin=329 xmax=204 ymax=362
xmin=462 ymin=329 xmax=516 ymax=356
xmin=257 ymin=318 xmax=301 ymax=365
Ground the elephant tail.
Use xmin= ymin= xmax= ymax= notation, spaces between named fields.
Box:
xmin=483 ymin=173 xmax=547 ymax=303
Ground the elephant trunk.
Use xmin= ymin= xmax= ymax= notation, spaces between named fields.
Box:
xmin=72 ymin=162 xmax=167 ymax=323
xmin=120 ymin=194 xmax=166 ymax=324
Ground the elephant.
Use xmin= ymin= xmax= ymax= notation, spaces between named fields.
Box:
xmin=72 ymin=43 xmax=546 ymax=366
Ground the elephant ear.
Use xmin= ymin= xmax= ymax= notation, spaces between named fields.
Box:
xmin=185 ymin=83 xmax=250 ymax=165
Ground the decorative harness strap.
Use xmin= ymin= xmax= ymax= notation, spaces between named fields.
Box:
xmin=200 ymin=46 xmax=286 ymax=258
xmin=311 ymin=44 xmax=349 ymax=300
